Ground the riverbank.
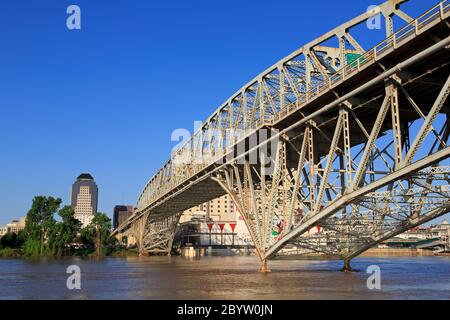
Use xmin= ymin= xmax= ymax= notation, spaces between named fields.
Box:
xmin=178 ymin=246 xmax=450 ymax=258
xmin=361 ymin=247 xmax=448 ymax=257
xmin=0 ymin=248 xmax=22 ymax=258
xmin=0 ymin=247 xmax=139 ymax=258
xmin=2 ymin=245 xmax=449 ymax=259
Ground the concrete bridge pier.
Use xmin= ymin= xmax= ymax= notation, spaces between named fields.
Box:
xmin=138 ymin=242 xmax=149 ymax=256
xmin=341 ymin=259 xmax=353 ymax=272
xmin=259 ymin=259 xmax=271 ymax=273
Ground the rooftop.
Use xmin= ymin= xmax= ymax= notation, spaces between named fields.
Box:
xmin=77 ymin=173 xmax=94 ymax=181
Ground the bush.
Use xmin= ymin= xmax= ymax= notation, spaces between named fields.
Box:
xmin=0 ymin=232 xmax=24 ymax=249
xmin=0 ymin=247 xmax=21 ymax=258
xmin=22 ymin=238 xmax=42 ymax=256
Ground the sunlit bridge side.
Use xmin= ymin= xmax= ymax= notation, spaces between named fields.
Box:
xmin=113 ymin=0 xmax=450 ymax=271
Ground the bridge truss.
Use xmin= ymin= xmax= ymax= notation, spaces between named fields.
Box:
xmin=114 ymin=0 xmax=450 ymax=271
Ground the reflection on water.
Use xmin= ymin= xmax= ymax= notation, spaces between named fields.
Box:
xmin=0 ymin=256 xmax=449 ymax=300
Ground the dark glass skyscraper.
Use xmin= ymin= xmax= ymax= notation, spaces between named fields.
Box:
xmin=71 ymin=173 xmax=98 ymax=227
xmin=113 ymin=205 xmax=134 ymax=229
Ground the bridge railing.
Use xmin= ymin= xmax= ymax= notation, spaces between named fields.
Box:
xmin=134 ymin=0 xmax=449 ymax=216
xmin=274 ymin=0 xmax=450 ymax=124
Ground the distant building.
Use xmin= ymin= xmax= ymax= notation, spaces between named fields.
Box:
xmin=431 ymin=220 xmax=450 ymax=251
xmin=431 ymin=220 xmax=450 ymax=237
xmin=71 ymin=173 xmax=98 ymax=228
xmin=180 ymin=194 xmax=236 ymax=223
xmin=0 ymin=217 xmax=26 ymax=236
xmin=381 ymin=220 xmax=450 ymax=252
xmin=0 ymin=226 xmax=8 ymax=237
xmin=7 ymin=217 xmax=26 ymax=234
xmin=113 ymin=205 xmax=134 ymax=229
xmin=178 ymin=195 xmax=252 ymax=247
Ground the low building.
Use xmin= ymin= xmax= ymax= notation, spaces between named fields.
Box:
xmin=180 ymin=194 xmax=236 ymax=223
xmin=177 ymin=195 xmax=252 ymax=247
xmin=430 ymin=220 xmax=450 ymax=237
xmin=6 ymin=217 xmax=26 ymax=234
xmin=0 ymin=217 xmax=26 ymax=237
xmin=396 ymin=226 xmax=431 ymax=241
xmin=430 ymin=220 xmax=450 ymax=251
xmin=0 ymin=226 xmax=8 ymax=237
xmin=381 ymin=220 xmax=450 ymax=252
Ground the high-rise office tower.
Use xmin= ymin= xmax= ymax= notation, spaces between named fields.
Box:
xmin=71 ymin=173 xmax=98 ymax=228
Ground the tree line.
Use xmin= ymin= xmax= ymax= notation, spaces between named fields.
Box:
xmin=1 ymin=196 xmax=117 ymax=257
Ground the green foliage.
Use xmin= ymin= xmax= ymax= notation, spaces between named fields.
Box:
xmin=23 ymin=238 xmax=41 ymax=256
xmin=21 ymin=196 xmax=83 ymax=257
xmin=1 ymin=195 xmax=122 ymax=258
xmin=0 ymin=232 xmax=24 ymax=249
xmin=25 ymin=196 xmax=61 ymax=232
xmin=0 ymin=247 xmax=21 ymax=258
xmin=17 ymin=229 xmax=27 ymax=245
xmin=92 ymin=212 xmax=113 ymax=245
xmin=47 ymin=206 xmax=82 ymax=255
xmin=81 ymin=213 xmax=115 ymax=256
xmin=108 ymin=246 xmax=138 ymax=257
xmin=23 ymin=196 xmax=61 ymax=256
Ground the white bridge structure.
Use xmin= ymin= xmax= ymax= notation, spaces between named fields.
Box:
xmin=113 ymin=0 xmax=450 ymax=272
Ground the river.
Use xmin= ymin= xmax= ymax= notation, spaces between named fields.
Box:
xmin=0 ymin=256 xmax=449 ymax=299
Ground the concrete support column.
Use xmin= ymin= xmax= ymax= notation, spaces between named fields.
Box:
xmin=341 ymin=259 xmax=353 ymax=272
xmin=259 ymin=259 xmax=271 ymax=273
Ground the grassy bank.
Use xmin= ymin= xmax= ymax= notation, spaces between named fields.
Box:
xmin=0 ymin=248 xmax=22 ymax=258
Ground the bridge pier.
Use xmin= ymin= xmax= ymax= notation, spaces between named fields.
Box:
xmin=138 ymin=249 xmax=149 ymax=257
xmin=259 ymin=260 xmax=271 ymax=273
xmin=341 ymin=259 xmax=353 ymax=272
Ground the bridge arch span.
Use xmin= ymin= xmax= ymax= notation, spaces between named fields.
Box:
xmin=114 ymin=0 xmax=450 ymax=271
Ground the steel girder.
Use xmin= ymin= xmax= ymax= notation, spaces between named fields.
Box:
xmin=122 ymin=212 xmax=181 ymax=255
xmin=142 ymin=213 xmax=182 ymax=255
xmin=261 ymin=74 xmax=450 ymax=260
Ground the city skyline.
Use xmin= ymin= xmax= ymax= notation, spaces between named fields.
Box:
xmin=0 ymin=0 xmax=446 ymax=226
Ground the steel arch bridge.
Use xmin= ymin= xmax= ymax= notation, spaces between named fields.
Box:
xmin=113 ymin=0 xmax=450 ymax=272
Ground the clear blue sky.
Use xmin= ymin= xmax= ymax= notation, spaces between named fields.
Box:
xmin=0 ymin=0 xmax=445 ymax=224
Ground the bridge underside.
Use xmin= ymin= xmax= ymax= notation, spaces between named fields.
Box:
xmin=115 ymin=1 xmax=450 ymax=270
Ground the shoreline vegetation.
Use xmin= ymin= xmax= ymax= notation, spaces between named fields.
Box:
xmin=2 ymin=248 xmax=450 ymax=259
xmin=3 ymin=196 xmax=448 ymax=260
xmin=0 ymin=246 xmax=139 ymax=258
xmin=0 ymin=195 xmax=131 ymax=259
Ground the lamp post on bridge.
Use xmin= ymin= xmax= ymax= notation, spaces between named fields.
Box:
xmin=230 ymin=223 xmax=237 ymax=247
xmin=218 ymin=224 xmax=225 ymax=245
xmin=207 ymin=222 xmax=214 ymax=246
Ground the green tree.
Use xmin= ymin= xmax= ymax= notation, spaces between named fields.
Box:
xmin=1 ymin=232 xmax=18 ymax=248
xmin=23 ymin=196 xmax=61 ymax=256
xmin=44 ymin=218 xmax=58 ymax=255
xmin=81 ymin=213 xmax=113 ymax=256
xmin=16 ymin=229 xmax=27 ymax=247
xmin=38 ymin=205 xmax=82 ymax=256
xmin=55 ymin=206 xmax=81 ymax=255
